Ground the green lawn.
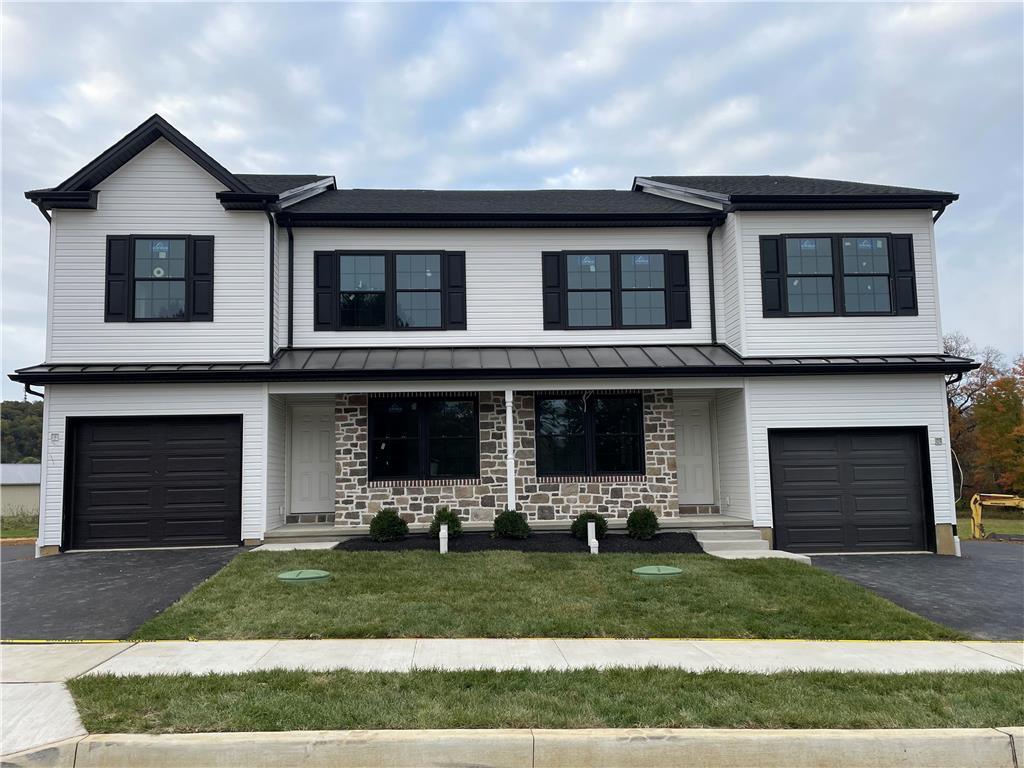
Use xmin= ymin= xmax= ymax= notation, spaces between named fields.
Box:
xmin=957 ymin=516 xmax=1024 ymax=539
xmin=0 ymin=513 xmax=38 ymax=539
xmin=133 ymin=550 xmax=964 ymax=640
xmin=69 ymin=669 xmax=1024 ymax=732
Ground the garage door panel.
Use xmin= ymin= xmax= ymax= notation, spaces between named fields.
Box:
xmin=70 ymin=416 xmax=242 ymax=549
xmin=770 ymin=428 xmax=929 ymax=553
xmin=774 ymin=432 xmax=841 ymax=455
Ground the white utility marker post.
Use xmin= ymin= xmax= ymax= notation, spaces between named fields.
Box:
xmin=504 ymin=389 xmax=516 ymax=510
xmin=439 ymin=524 xmax=449 ymax=554
xmin=588 ymin=521 xmax=599 ymax=554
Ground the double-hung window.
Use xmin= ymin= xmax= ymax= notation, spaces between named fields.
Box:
xmin=314 ymin=250 xmax=466 ymax=331
xmin=104 ymin=234 xmax=214 ymax=322
xmin=535 ymin=393 xmax=645 ymax=477
xmin=759 ymin=233 xmax=917 ymax=317
xmin=542 ymin=250 xmax=689 ymax=330
xmin=368 ymin=396 xmax=479 ymax=481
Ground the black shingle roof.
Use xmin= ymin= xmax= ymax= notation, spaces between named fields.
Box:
xmin=643 ymin=175 xmax=957 ymax=200
xmin=283 ymin=188 xmax=709 ymax=216
xmin=235 ymin=174 xmax=331 ymax=194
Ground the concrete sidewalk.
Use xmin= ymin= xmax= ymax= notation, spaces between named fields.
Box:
xmin=4 ymin=638 xmax=1022 ymax=680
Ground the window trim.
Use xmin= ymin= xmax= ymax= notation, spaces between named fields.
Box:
xmin=549 ymin=250 xmax=681 ymax=330
xmin=127 ymin=234 xmax=194 ymax=323
xmin=318 ymin=250 xmax=460 ymax=332
xmin=776 ymin=233 xmax=900 ymax=318
xmin=367 ymin=394 xmax=480 ymax=482
xmin=534 ymin=392 xmax=647 ymax=478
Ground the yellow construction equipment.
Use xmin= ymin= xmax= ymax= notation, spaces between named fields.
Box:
xmin=968 ymin=493 xmax=1024 ymax=539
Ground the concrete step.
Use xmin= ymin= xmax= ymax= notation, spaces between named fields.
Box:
xmin=710 ymin=549 xmax=813 ymax=564
xmin=698 ymin=539 xmax=771 ymax=552
xmin=692 ymin=530 xmax=763 ymax=542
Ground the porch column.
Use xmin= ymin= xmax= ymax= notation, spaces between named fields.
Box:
xmin=504 ymin=389 xmax=516 ymax=510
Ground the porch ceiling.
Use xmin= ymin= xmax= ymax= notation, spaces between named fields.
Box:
xmin=10 ymin=346 xmax=977 ymax=384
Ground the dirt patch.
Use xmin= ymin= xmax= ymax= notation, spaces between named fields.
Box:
xmin=334 ymin=531 xmax=703 ymax=554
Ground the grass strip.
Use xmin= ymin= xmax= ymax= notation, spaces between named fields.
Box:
xmin=69 ymin=669 xmax=1024 ymax=733
xmin=133 ymin=550 xmax=964 ymax=641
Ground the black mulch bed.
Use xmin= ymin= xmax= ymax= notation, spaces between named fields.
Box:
xmin=334 ymin=531 xmax=704 ymax=554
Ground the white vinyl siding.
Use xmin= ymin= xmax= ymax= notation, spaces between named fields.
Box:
xmin=38 ymin=383 xmax=268 ymax=546
xmin=266 ymin=394 xmax=287 ymax=530
xmin=737 ymin=210 xmax=942 ymax=356
xmin=47 ymin=138 xmax=268 ymax=363
xmin=719 ymin=213 xmax=744 ymax=353
xmin=745 ymin=374 xmax=954 ymax=528
xmin=714 ymin=388 xmax=751 ymax=519
xmin=292 ymin=227 xmax=712 ymax=347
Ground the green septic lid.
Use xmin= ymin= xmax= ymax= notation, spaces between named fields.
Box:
xmin=277 ymin=569 xmax=331 ymax=585
xmin=632 ymin=565 xmax=683 ymax=580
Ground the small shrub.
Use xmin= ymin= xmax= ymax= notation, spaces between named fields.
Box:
xmin=570 ymin=511 xmax=608 ymax=541
xmin=369 ymin=508 xmax=409 ymax=542
xmin=627 ymin=506 xmax=659 ymax=540
xmin=493 ymin=508 xmax=531 ymax=539
xmin=429 ymin=507 xmax=463 ymax=539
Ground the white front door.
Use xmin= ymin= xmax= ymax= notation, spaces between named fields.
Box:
xmin=675 ymin=399 xmax=715 ymax=505
xmin=290 ymin=406 xmax=335 ymax=516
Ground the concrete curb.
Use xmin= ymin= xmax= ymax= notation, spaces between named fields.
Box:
xmin=2 ymin=727 xmax=1021 ymax=768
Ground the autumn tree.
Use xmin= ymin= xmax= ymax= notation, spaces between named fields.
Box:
xmin=971 ymin=358 xmax=1024 ymax=493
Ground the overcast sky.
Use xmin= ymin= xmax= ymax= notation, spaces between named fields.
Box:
xmin=2 ymin=2 xmax=1022 ymax=399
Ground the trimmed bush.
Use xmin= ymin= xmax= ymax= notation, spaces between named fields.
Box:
xmin=429 ymin=507 xmax=463 ymax=539
xmin=626 ymin=506 xmax=659 ymax=540
xmin=369 ymin=508 xmax=409 ymax=542
xmin=493 ymin=508 xmax=531 ymax=539
xmin=570 ymin=511 xmax=608 ymax=541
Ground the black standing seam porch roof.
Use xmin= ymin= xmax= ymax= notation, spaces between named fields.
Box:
xmin=9 ymin=346 xmax=977 ymax=385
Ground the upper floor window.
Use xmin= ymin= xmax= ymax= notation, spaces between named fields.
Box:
xmin=542 ymin=250 xmax=690 ymax=330
xmin=104 ymin=234 xmax=214 ymax=322
xmin=760 ymin=233 xmax=917 ymax=318
xmin=314 ymin=250 xmax=466 ymax=332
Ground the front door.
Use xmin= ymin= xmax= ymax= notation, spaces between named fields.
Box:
xmin=675 ymin=399 xmax=715 ymax=505
xmin=289 ymin=406 xmax=335 ymax=516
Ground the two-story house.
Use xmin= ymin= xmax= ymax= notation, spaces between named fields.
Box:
xmin=12 ymin=115 xmax=975 ymax=556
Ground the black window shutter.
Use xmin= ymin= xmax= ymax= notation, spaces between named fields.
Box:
xmin=314 ymin=252 xmax=337 ymax=330
xmin=665 ymin=251 xmax=691 ymax=328
xmin=542 ymin=252 xmax=564 ymax=329
xmin=189 ymin=236 xmax=214 ymax=321
xmin=760 ymin=236 xmax=784 ymax=317
xmin=891 ymin=234 xmax=918 ymax=316
xmin=105 ymin=235 xmax=130 ymax=322
xmin=444 ymin=252 xmax=467 ymax=330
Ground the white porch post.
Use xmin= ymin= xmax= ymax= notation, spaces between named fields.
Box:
xmin=504 ymin=389 xmax=516 ymax=510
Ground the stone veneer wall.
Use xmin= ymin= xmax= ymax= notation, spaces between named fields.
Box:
xmin=334 ymin=389 xmax=680 ymax=527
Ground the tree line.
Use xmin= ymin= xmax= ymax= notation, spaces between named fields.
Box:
xmin=944 ymin=332 xmax=1024 ymax=502
xmin=1 ymin=400 xmax=44 ymax=464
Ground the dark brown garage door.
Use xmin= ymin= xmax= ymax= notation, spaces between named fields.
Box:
xmin=68 ymin=416 xmax=242 ymax=549
xmin=769 ymin=428 xmax=930 ymax=554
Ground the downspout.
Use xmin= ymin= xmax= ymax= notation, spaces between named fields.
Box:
xmin=264 ymin=209 xmax=275 ymax=361
xmin=23 ymin=384 xmax=44 ymax=399
xmin=706 ymin=219 xmax=722 ymax=344
xmin=34 ymin=203 xmax=51 ymax=223
xmin=287 ymin=225 xmax=295 ymax=348
xmin=933 ymin=202 xmax=947 ymax=223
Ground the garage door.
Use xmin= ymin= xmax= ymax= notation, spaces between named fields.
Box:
xmin=769 ymin=428 xmax=930 ymax=553
xmin=68 ymin=416 xmax=242 ymax=549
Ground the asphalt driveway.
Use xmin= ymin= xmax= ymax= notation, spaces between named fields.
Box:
xmin=1 ymin=547 xmax=240 ymax=640
xmin=814 ymin=541 xmax=1024 ymax=640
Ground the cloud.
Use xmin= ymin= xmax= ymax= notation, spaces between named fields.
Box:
xmin=1 ymin=2 xmax=1021 ymax=398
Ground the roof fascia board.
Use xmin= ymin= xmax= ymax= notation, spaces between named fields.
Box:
xmin=276 ymin=212 xmax=725 ymax=228
xmin=276 ymin=178 xmax=337 ymax=209
xmin=53 ymin=114 xmax=250 ymax=194
xmin=24 ymin=190 xmax=99 ymax=210
xmin=633 ymin=177 xmax=731 ymax=207
xmin=729 ymin=200 xmax=951 ymax=212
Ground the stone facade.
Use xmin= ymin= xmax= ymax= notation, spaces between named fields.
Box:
xmin=333 ymin=389 xmax=683 ymax=528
